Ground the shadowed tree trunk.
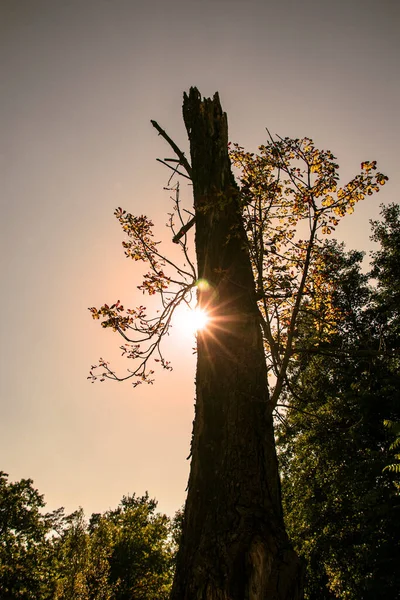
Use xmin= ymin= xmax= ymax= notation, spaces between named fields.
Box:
xmin=170 ymin=88 xmax=303 ymax=599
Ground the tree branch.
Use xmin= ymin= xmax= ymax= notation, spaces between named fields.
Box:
xmin=156 ymin=158 xmax=191 ymax=180
xmin=172 ymin=217 xmax=196 ymax=243
xmin=151 ymin=120 xmax=192 ymax=178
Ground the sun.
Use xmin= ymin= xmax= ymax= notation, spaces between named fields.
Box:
xmin=190 ymin=307 xmax=209 ymax=332
xmin=176 ymin=306 xmax=210 ymax=335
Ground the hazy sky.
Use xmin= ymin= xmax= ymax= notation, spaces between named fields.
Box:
xmin=1 ymin=0 xmax=399 ymax=518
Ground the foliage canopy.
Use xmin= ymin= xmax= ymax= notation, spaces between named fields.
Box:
xmin=277 ymin=205 xmax=400 ymax=598
xmin=0 ymin=473 xmax=177 ymax=600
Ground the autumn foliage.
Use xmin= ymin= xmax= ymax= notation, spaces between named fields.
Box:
xmin=89 ymin=131 xmax=387 ymax=398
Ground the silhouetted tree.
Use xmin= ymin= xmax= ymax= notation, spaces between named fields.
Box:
xmin=89 ymin=88 xmax=387 ymax=598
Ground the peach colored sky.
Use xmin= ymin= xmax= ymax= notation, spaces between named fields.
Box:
xmin=1 ymin=0 xmax=399 ymax=517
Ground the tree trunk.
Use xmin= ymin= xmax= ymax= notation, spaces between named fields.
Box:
xmin=170 ymin=88 xmax=303 ymax=599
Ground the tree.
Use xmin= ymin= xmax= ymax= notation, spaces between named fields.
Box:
xmin=276 ymin=210 xmax=400 ymax=598
xmin=0 ymin=471 xmax=176 ymax=599
xmin=51 ymin=493 xmax=174 ymax=600
xmin=90 ymin=493 xmax=174 ymax=600
xmin=370 ymin=203 xmax=400 ymax=354
xmin=0 ymin=472 xmax=53 ymax=599
xmin=371 ymin=204 xmax=400 ymax=478
xmin=53 ymin=508 xmax=90 ymax=600
xmin=89 ymin=88 xmax=387 ymax=598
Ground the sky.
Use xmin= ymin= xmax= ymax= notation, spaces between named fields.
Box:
xmin=1 ymin=0 xmax=399 ymax=519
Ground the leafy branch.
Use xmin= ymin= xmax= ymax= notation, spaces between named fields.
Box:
xmin=89 ymin=124 xmax=199 ymax=386
xmin=89 ymin=127 xmax=387 ymax=400
xmin=231 ymin=137 xmax=388 ymax=408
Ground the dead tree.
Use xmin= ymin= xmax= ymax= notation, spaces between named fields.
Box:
xmin=91 ymin=85 xmax=386 ymax=598
xmin=166 ymin=88 xmax=303 ymax=599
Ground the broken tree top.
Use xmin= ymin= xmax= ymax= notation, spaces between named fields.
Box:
xmin=183 ymin=87 xmax=228 ymax=149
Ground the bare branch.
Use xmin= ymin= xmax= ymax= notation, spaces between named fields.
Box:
xmin=270 ymin=218 xmax=318 ymax=408
xmin=172 ymin=217 xmax=196 ymax=243
xmin=151 ymin=120 xmax=192 ymax=178
xmin=156 ymin=158 xmax=191 ymax=180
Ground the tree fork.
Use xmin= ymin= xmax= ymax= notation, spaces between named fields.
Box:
xmin=170 ymin=88 xmax=303 ymax=599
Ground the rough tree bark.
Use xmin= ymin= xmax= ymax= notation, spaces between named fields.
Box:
xmin=170 ymin=88 xmax=303 ymax=599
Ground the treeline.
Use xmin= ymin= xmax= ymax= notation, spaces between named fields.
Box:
xmin=277 ymin=204 xmax=400 ymax=599
xmin=0 ymin=474 xmax=180 ymax=599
